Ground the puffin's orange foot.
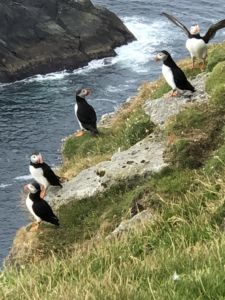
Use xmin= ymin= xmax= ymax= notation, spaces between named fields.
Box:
xmin=29 ymin=223 xmax=40 ymax=232
xmin=40 ymin=189 xmax=46 ymax=199
xmin=74 ymin=130 xmax=86 ymax=137
xmin=169 ymin=90 xmax=180 ymax=97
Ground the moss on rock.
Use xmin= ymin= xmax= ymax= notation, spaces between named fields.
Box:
xmin=207 ymin=43 xmax=225 ymax=72
xmin=205 ymin=61 xmax=225 ymax=93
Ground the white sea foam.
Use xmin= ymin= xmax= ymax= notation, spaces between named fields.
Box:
xmin=23 ymin=71 xmax=70 ymax=83
xmin=0 ymin=183 xmax=12 ymax=189
xmin=106 ymin=84 xmax=129 ymax=93
xmin=0 ymin=17 xmax=175 ymax=85
xmin=14 ymin=174 xmax=32 ymax=181
xmin=112 ymin=16 xmax=180 ymax=71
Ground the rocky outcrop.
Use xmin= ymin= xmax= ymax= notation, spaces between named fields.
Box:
xmin=106 ymin=210 xmax=154 ymax=240
xmin=0 ymin=0 xmax=135 ymax=83
xmin=5 ymin=73 xmax=210 ymax=267
xmin=144 ymin=73 xmax=209 ymax=129
xmin=47 ymin=133 xmax=168 ymax=207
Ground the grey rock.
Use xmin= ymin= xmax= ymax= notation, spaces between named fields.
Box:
xmin=46 ymin=134 xmax=168 ymax=207
xmin=0 ymin=0 xmax=135 ymax=83
xmin=106 ymin=210 xmax=153 ymax=239
xmin=144 ymin=73 xmax=209 ymax=129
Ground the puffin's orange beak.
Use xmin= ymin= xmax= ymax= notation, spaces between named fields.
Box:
xmin=38 ymin=153 xmax=43 ymax=164
xmin=196 ymin=25 xmax=200 ymax=33
xmin=86 ymin=88 xmax=92 ymax=96
xmin=154 ymin=55 xmax=160 ymax=62
xmin=24 ymin=184 xmax=29 ymax=193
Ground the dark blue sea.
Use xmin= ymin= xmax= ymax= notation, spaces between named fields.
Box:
xmin=0 ymin=0 xmax=225 ymax=264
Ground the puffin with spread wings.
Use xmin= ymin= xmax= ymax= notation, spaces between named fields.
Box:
xmin=162 ymin=12 xmax=225 ymax=70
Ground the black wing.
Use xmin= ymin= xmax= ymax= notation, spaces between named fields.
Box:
xmin=173 ymin=67 xmax=195 ymax=92
xmin=42 ymin=163 xmax=62 ymax=187
xmin=161 ymin=12 xmax=191 ymax=37
xmin=203 ymin=19 xmax=225 ymax=43
xmin=77 ymin=101 xmax=97 ymax=130
xmin=33 ymin=201 xmax=59 ymax=226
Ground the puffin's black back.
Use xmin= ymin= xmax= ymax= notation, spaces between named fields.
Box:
xmin=164 ymin=53 xmax=195 ymax=92
xmin=42 ymin=162 xmax=62 ymax=187
xmin=30 ymin=159 xmax=62 ymax=187
xmin=173 ymin=69 xmax=195 ymax=92
xmin=76 ymin=96 xmax=98 ymax=134
xmin=28 ymin=181 xmax=59 ymax=226
xmin=32 ymin=200 xmax=59 ymax=226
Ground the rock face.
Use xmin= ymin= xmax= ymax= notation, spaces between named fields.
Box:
xmin=0 ymin=0 xmax=135 ymax=83
xmin=6 ymin=73 xmax=210 ymax=267
xmin=144 ymin=73 xmax=209 ymax=129
xmin=106 ymin=210 xmax=154 ymax=240
xmin=46 ymin=134 xmax=168 ymax=207
xmin=47 ymin=74 xmax=209 ymax=207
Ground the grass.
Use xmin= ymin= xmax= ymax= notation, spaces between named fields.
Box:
xmin=164 ymin=45 xmax=225 ymax=169
xmin=2 ymin=168 xmax=225 ymax=299
xmin=61 ymin=108 xmax=154 ymax=179
xmin=206 ymin=42 xmax=225 ymax=72
xmin=2 ymin=43 xmax=225 ymax=299
xmin=61 ymin=59 xmax=201 ymax=179
xmin=18 ymin=167 xmax=194 ymax=263
xmin=63 ymin=109 xmax=153 ymax=161
xmin=205 ymin=61 xmax=225 ymax=93
xmin=165 ymin=104 xmax=225 ymax=168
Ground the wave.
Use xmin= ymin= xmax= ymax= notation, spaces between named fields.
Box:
xmin=24 ymin=71 xmax=70 ymax=83
xmin=14 ymin=174 xmax=33 ymax=181
xmin=0 ymin=71 xmax=71 ymax=87
xmin=112 ymin=16 xmax=181 ymax=71
xmin=106 ymin=84 xmax=130 ymax=93
xmin=1 ymin=17 xmax=179 ymax=87
xmin=73 ymin=58 xmax=113 ymax=75
xmin=0 ymin=183 xmax=12 ymax=189
xmin=0 ymin=16 xmax=175 ymax=86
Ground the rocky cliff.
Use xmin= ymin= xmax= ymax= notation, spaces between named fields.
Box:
xmin=0 ymin=0 xmax=135 ymax=83
xmin=2 ymin=43 xmax=225 ymax=300
xmin=5 ymin=71 xmax=209 ymax=266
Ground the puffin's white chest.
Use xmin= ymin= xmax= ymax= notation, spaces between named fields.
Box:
xmin=29 ymin=165 xmax=49 ymax=188
xmin=162 ymin=64 xmax=176 ymax=90
xmin=26 ymin=196 xmax=41 ymax=222
xmin=186 ymin=38 xmax=207 ymax=59
xmin=74 ymin=103 xmax=84 ymax=130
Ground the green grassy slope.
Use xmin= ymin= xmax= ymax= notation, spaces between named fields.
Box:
xmin=1 ymin=43 xmax=225 ymax=300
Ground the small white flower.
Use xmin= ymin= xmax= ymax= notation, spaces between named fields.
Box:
xmin=172 ymin=271 xmax=180 ymax=281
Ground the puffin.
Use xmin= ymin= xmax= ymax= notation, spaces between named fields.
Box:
xmin=24 ymin=181 xmax=59 ymax=231
xmin=155 ymin=50 xmax=195 ymax=97
xmin=29 ymin=152 xmax=62 ymax=198
xmin=162 ymin=12 xmax=225 ymax=69
xmin=74 ymin=88 xmax=98 ymax=137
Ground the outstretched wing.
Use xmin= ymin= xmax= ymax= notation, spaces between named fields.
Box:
xmin=203 ymin=19 xmax=225 ymax=43
xmin=42 ymin=163 xmax=62 ymax=187
xmin=161 ymin=12 xmax=191 ymax=37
